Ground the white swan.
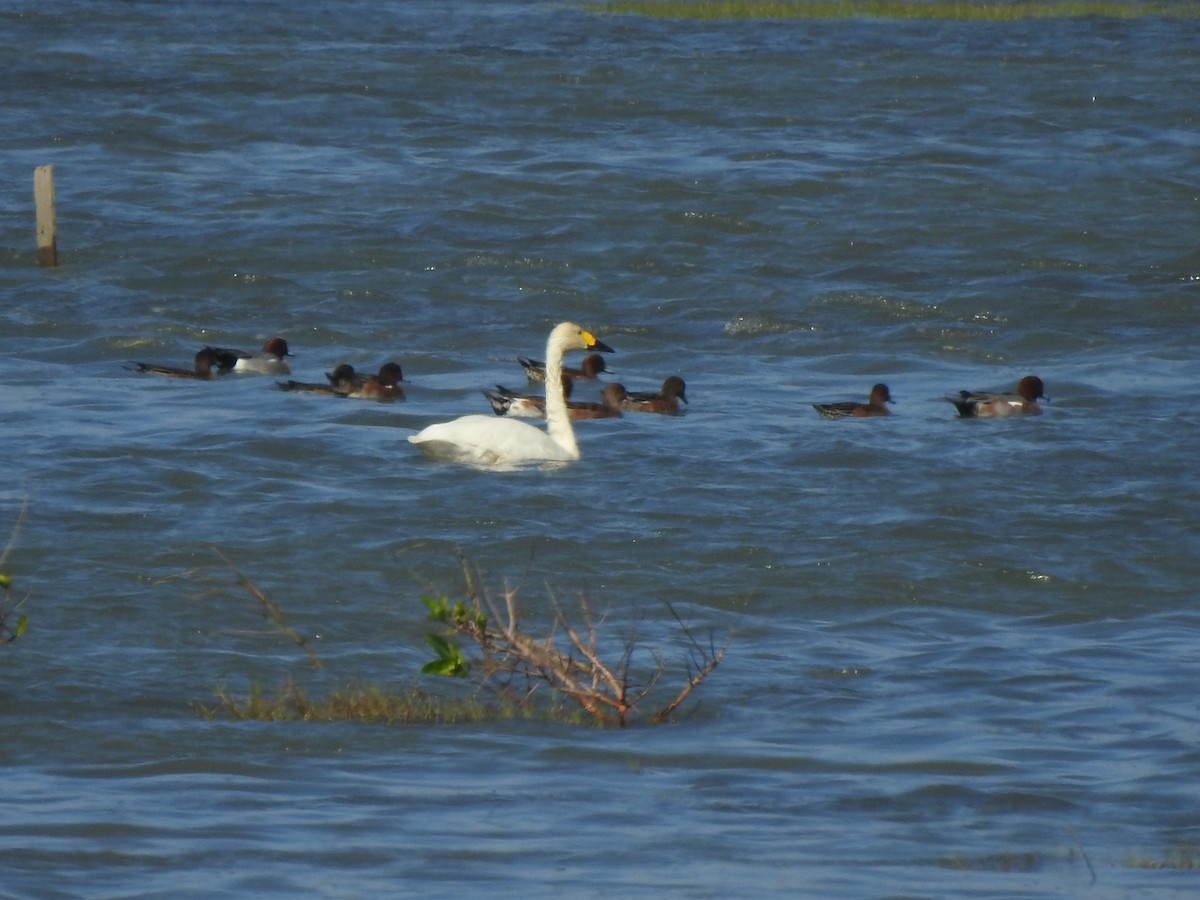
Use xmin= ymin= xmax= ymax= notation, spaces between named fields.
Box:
xmin=409 ymin=322 xmax=614 ymax=468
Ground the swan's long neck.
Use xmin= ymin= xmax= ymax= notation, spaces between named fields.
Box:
xmin=543 ymin=326 xmax=580 ymax=460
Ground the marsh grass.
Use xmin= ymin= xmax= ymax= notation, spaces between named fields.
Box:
xmin=200 ymin=679 xmax=607 ymax=725
xmin=199 ymin=680 xmax=496 ymax=725
xmin=591 ymin=1 xmax=1200 ymax=20
xmin=1125 ymin=843 xmax=1199 ymax=870
xmin=936 ymin=851 xmax=1045 ymax=872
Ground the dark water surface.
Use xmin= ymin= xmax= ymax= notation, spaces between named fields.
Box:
xmin=3 ymin=1 xmax=1199 ymax=896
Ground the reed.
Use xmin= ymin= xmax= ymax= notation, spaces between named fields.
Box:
xmin=591 ymin=1 xmax=1199 ymax=20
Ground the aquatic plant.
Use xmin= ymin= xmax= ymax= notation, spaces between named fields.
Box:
xmin=419 ymin=554 xmax=729 ymax=728
xmin=201 ymin=680 xmax=493 ymax=725
xmin=0 ymin=499 xmax=30 ymax=645
xmin=1125 ymin=842 xmax=1199 ymax=870
xmin=591 ymin=1 xmax=1200 ymax=20
xmin=201 ymin=549 xmax=729 ymax=727
xmin=936 ymin=850 xmax=1044 ymax=872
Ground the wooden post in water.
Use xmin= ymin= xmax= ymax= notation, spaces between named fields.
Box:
xmin=34 ymin=165 xmax=58 ymax=267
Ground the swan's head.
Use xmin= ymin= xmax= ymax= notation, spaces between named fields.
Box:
xmin=554 ymin=322 xmax=615 ymax=355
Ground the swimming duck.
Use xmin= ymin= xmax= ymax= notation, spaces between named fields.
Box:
xmin=278 ymin=363 xmax=352 ymax=396
xmin=279 ymin=362 xmax=404 ymax=401
xmin=569 ymin=383 xmax=628 ymax=420
xmin=483 ymin=381 xmax=625 ymax=420
xmin=482 ymin=375 xmax=573 ymax=419
xmin=813 ymin=383 xmax=893 ymax=419
xmin=947 ymin=375 xmax=1045 ymax=418
xmin=621 ymin=376 xmax=688 ymax=415
xmin=410 ymin=322 xmax=614 ymax=467
xmin=131 ymin=348 xmax=221 ymax=380
xmin=208 ymin=336 xmax=291 ymax=375
xmin=519 ymin=352 xmax=610 ymax=384
xmin=340 ymin=362 xmax=405 ymax=401
xmin=322 ymin=364 xmax=360 ymax=391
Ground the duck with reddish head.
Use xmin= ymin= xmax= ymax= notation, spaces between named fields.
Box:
xmin=948 ymin=375 xmax=1045 ymax=418
xmin=340 ymin=362 xmax=405 ymax=401
xmin=131 ymin=348 xmax=221 ymax=380
xmin=208 ymin=336 xmax=291 ymax=375
xmin=280 ymin=362 xmax=404 ymax=401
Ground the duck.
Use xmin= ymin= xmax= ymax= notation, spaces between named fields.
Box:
xmin=410 ymin=322 xmax=614 ymax=467
xmin=482 ymin=377 xmax=571 ymax=419
xmin=483 ymin=381 xmax=625 ymax=420
xmin=340 ymin=362 xmax=405 ymax=401
xmin=569 ymin=383 xmax=628 ymax=420
xmin=322 ymin=363 xmax=360 ymax=391
xmin=621 ymin=375 xmax=688 ymax=415
xmin=519 ymin=352 xmax=610 ymax=384
xmin=813 ymin=383 xmax=893 ymax=419
xmin=131 ymin=348 xmax=221 ymax=380
xmin=207 ymin=336 xmax=291 ymax=375
xmin=327 ymin=362 xmax=405 ymax=400
xmin=278 ymin=363 xmax=352 ymax=397
xmin=947 ymin=375 xmax=1045 ymax=418
xmin=279 ymin=362 xmax=405 ymax=401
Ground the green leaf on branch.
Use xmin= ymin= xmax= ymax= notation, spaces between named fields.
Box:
xmin=421 ymin=595 xmax=450 ymax=622
xmin=421 ymin=633 xmax=468 ymax=677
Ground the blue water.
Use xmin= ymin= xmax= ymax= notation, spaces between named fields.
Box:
xmin=3 ymin=2 xmax=1200 ymax=896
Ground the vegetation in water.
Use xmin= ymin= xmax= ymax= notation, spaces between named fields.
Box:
xmin=417 ymin=554 xmax=729 ymax=727
xmin=590 ymin=1 xmax=1200 ymax=20
xmin=1125 ymin=842 xmax=1200 ymax=870
xmin=200 ymin=549 xmax=729 ymax=728
xmin=0 ymin=499 xmax=30 ymax=646
xmin=200 ymin=679 xmax=494 ymax=725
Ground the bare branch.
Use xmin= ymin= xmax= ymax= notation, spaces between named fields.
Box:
xmin=649 ymin=604 xmax=732 ymax=725
xmin=210 ymin=546 xmax=322 ymax=670
xmin=0 ymin=496 xmax=30 ymax=571
xmin=428 ymin=567 xmax=732 ymax=726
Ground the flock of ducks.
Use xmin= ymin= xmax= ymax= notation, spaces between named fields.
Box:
xmin=131 ymin=322 xmax=1046 ymax=468
xmin=128 ymin=324 xmax=684 ymax=468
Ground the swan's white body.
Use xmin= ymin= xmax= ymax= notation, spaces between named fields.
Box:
xmin=409 ymin=322 xmax=612 ymax=468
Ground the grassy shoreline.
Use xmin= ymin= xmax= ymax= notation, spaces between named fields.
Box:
xmin=590 ymin=1 xmax=1200 ymax=20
